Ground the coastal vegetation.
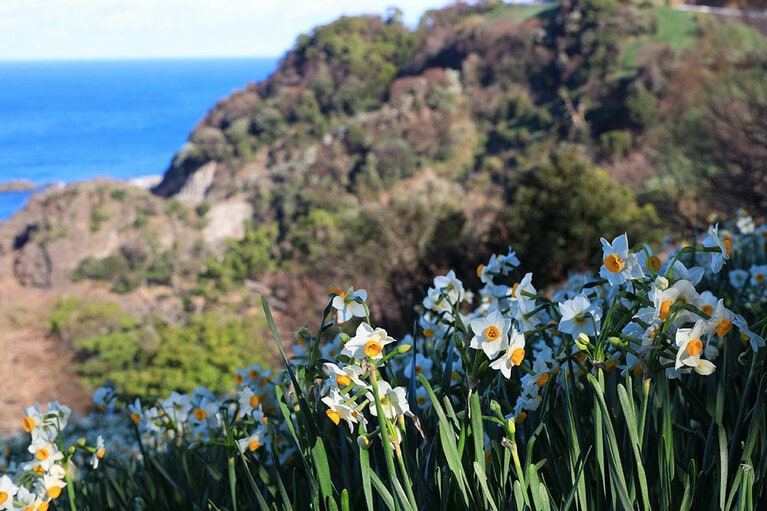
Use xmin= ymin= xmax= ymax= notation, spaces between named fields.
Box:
xmin=0 ymin=0 xmax=766 ymax=507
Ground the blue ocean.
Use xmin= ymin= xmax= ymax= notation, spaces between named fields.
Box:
xmin=0 ymin=57 xmax=278 ymax=221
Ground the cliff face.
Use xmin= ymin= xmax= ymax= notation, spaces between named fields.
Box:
xmin=1 ymin=180 xmax=186 ymax=288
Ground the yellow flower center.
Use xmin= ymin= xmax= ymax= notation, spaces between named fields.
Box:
xmin=234 ymin=373 xmax=244 ymax=384
xmin=248 ymin=369 xmax=259 ymax=380
xmin=515 ymin=412 xmax=527 ymax=424
xmin=130 ymin=412 xmax=141 ymax=425
xmin=417 ymin=395 xmax=427 ymax=406
xmin=47 ymin=486 xmax=62 ymax=499
xmin=686 ymin=339 xmax=703 ymax=357
xmin=716 ymin=319 xmax=733 ymax=339
xmin=632 ymin=364 xmax=643 ymax=377
xmin=659 ymin=299 xmax=672 ymax=321
xmin=0 ymin=491 xmax=7 ymax=504
xmin=511 ymin=282 xmax=519 ymax=298
xmin=510 ymin=348 xmax=525 ymax=366
xmin=97 ymin=446 xmax=106 ymax=459
xmin=701 ymin=304 xmax=714 ymax=316
xmin=364 ymin=340 xmax=383 ymax=357
xmin=22 ymin=416 xmax=35 ymax=433
xmin=757 ymin=274 xmax=765 ymax=284
xmin=536 ymin=372 xmax=549 ymax=388
xmin=605 ymin=359 xmax=618 ymax=372
xmin=423 ymin=328 xmax=434 ymax=338
xmin=723 ymin=238 xmax=732 ymax=255
xmin=326 ymin=409 xmax=341 ymax=426
xmin=649 ymin=255 xmax=661 ymax=272
xmin=248 ymin=439 xmax=261 ymax=452
xmin=33 ymin=464 xmax=45 ymax=475
xmin=740 ymin=331 xmax=751 ymax=343
xmin=476 ymin=264 xmax=485 ymax=278
xmin=604 ymin=254 xmax=624 ymax=273
xmin=36 ymin=447 xmax=50 ymax=461
xmin=336 ymin=374 xmax=351 ymax=387
xmin=39 ymin=502 xmax=50 ymax=511
xmin=250 ymin=395 xmax=261 ymax=408
xmin=193 ymin=408 xmax=207 ymax=421
xmin=484 ymin=325 xmax=501 ymax=342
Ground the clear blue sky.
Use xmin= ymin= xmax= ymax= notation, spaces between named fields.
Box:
xmin=0 ymin=0 xmax=455 ymax=60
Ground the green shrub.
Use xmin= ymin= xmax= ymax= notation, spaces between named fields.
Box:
xmin=72 ymin=255 xmax=129 ymax=282
xmin=73 ymin=311 xmax=273 ymax=397
xmin=505 ymin=144 xmax=661 ymax=282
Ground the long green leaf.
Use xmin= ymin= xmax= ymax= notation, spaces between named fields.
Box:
xmin=419 ymin=374 xmax=471 ymax=507
xmin=617 ymin=383 xmax=650 ymax=510
xmin=368 ymin=470 xmax=396 ymax=511
xmin=311 ymin=436 xmax=337 ymax=510
xmin=359 ymin=439 xmax=375 ymax=511
xmin=588 ymin=373 xmax=633 ymax=510
xmin=473 ymin=461 xmax=499 ymax=511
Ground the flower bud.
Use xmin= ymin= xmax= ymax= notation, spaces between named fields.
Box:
xmin=575 ymin=333 xmax=591 ymax=351
xmin=397 ymin=344 xmax=413 ymax=354
xmin=608 ymin=336 xmax=626 ymax=349
xmin=654 ymin=276 xmax=669 ymax=291
xmin=357 ymin=435 xmax=373 ymax=450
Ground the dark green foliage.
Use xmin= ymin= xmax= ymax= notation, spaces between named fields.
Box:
xmin=599 ymin=129 xmax=632 ymax=161
xmin=370 ymin=138 xmax=416 ymax=189
xmin=200 ymin=222 xmax=279 ymax=288
xmin=505 ymin=145 xmax=661 ymax=282
xmin=626 ymin=81 xmax=658 ymax=129
xmin=72 ymin=244 xmax=176 ymax=293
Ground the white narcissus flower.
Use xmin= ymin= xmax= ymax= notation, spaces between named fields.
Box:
xmin=652 ymin=279 xmax=700 ymax=326
xmin=704 ymin=299 xmax=734 ymax=342
xmin=510 ymin=273 xmax=548 ymax=332
xmin=701 ymin=224 xmax=731 ymax=273
xmin=0 ymin=474 xmax=18 ymax=510
xmin=489 ymin=327 xmax=526 ymax=379
xmin=237 ymin=424 xmax=268 ymax=453
xmin=321 ymin=388 xmax=365 ymax=432
xmin=675 ymin=320 xmax=716 ymax=376
xmin=322 ymin=362 xmax=368 ymax=389
xmin=733 ymin=313 xmax=766 ymax=352
xmin=341 ymin=323 xmax=396 ymax=362
xmin=90 ymin=435 xmax=106 ymax=469
xmin=469 ymin=309 xmax=511 ymax=360
xmin=599 ymin=233 xmax=644 ymax=286
xmin=558 ymin=292 xmax=602 ymax=338
xmin=729 ymin=269 xmax=749 ymax=289
xmin=366 ymin=381 xmax=409 ymax=420
xmin=331 ymin=287 xmax=368 ymax=324
xmin=749 ymin=264 xmax=767 ymax=287
xmin=41 ymin=464 xmax=67 ymax=500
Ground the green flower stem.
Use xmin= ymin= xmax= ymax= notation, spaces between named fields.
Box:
xmin=65 ymin=462 xmax=78 ymax=511
xmin=368 ymin=366 xmax=402 ymax=507
xmin=228 ymin=454 xmax=239 ymax=511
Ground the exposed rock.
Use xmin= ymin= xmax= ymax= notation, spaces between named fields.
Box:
xmin=202 ymin=198 xmax=253 ymax=249
xmin=0 ymin=180 xmax=39 ymax=192
xmin=176 ymin=161 xmax=217 ymax=205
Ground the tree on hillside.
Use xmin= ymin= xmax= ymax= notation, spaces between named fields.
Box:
xmin=702 ymin=46 xmax=767 ymax=215
xmin=504 ymin=144 xmax=660 ymax=283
